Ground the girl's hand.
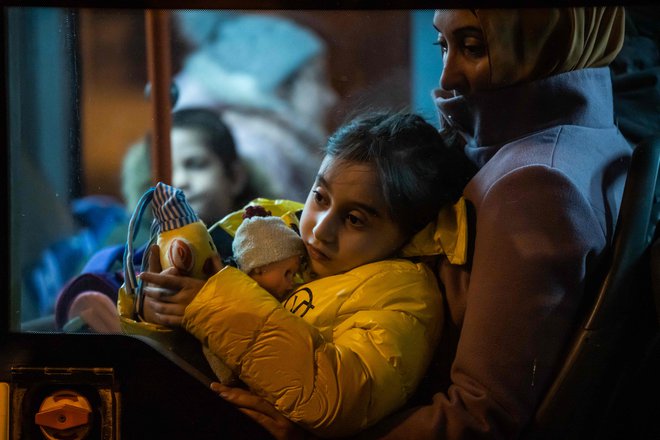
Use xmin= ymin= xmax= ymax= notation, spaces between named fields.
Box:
xmin=210 ymin=382 xmax=307 ymax=440
xmin=139 ymin=245 xmax=222 ymax=326
xmin=140 ymin=270 xmax=205 ymax=326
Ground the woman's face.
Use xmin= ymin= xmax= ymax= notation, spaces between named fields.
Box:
xmin=171 ymin=127 xmax=240 ymax=225
xmin=433 ymin=9 xmax=491 ymax=95
xmin=299 ymin=156 xmax=408 ymax=278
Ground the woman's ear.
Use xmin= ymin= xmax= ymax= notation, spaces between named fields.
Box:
xmin=229 ymin=162 xmax=249 ymax=197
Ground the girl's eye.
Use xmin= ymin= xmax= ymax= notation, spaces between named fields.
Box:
xmin=312 ymin=189 xmax=325 ymax=204
xmin=346 ymin=213 xmax=365 ymax=227
xmin=183 ymin=157 xmax=208 ymax=170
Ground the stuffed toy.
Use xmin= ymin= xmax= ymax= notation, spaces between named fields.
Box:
xmin=116 ymin=182 xmax=229 ymax=383
xmin=118 ymin=182 xmax=218 ymax=320
xmin=151 ymin=182 xmax=218 ymax=279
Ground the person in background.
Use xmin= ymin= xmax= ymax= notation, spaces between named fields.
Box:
xmin=170 ymin=107 xmax=256 ymax=226
xmin=54 ymin=108 xmax=257 ymax=332
xmin=173 ymin=11 xmax=339 ymax=202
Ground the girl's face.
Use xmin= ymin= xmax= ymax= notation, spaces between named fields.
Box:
xmin=433 ymin=9 xmax=491 ymax=95
xmin=299 ymin=156 xmax=408 ymax=278
xmin=171 ymin=128 xmax=240 ymax=224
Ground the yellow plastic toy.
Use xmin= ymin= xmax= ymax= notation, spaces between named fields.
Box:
xmin=152 ymin=187 xmax=218 ymax=280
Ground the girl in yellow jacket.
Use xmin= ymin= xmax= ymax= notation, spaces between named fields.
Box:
xmin=140 ymin=111 xmax=476 ymax=438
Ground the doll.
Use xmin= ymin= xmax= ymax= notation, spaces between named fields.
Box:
xmin=231 ymin=206 xmax=307 ymax=301
xmin=118 ymin=182 xmax=218 ymax=320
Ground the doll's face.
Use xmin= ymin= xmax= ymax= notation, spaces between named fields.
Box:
xmin=250 ymin=255 xmax=302 ymax=301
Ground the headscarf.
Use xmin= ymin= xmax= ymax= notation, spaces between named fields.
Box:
xmin=475 ymin=7 xmax=626 ymax=88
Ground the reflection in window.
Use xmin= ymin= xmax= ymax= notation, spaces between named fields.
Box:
xmin=8 ymin=8 xmax=439 ymax=332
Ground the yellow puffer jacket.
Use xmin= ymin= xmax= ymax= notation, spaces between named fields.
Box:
xmin=183 ymin=259 xmax=442 ymax=438
xmin=183 ymin=197 xmax=468 ymax=438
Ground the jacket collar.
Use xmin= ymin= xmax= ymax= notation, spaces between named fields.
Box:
xmin=434 ymin=67 xmax=615 ymax=166
xmin=401 ymin=197 xmax=468 ymax=265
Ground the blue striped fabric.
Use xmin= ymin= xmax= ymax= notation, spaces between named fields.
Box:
xmin=123 ymin=182 xmax=200 ymax=305
xmin=152 ymin=182 xmax=199 ymax=232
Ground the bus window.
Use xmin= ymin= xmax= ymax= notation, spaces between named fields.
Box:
xmin=7 ymin=8 xmax=440 ymax=332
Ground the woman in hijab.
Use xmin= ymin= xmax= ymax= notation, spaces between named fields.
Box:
xmin=357 ymin=7 xmax=630 ymax=439
xmin=198 ymin=7 xmax=633 ymax=439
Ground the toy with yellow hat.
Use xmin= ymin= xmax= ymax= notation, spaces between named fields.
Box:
xmin=118 ymin=182 xmax=219 ymax=320
xmin=116 ymin=182 xmax=231 ymax=382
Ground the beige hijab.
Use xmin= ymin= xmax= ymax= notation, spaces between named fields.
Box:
xmin=475 ymin=7 xmax=625 ymax=88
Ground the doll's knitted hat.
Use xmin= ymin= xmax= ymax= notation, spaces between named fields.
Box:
xmin=232 ymin=215 xmax=305 ymax=274
xmin=151 ymin=182 xmax=200 ymax=232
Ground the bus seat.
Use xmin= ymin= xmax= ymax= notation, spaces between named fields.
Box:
xmin=523 ymin=135 xmax=660 ymax=439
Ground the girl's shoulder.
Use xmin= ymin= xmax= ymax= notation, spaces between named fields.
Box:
xmin=333 ymin=259 xmax=441 ymax=316
xmin=345 ymin=258 xmax=434 ymax=283
xmin=303 ymin=259 xmax=433 ymax=291
xmin=294 ymin=259 xmax=440 ymax=322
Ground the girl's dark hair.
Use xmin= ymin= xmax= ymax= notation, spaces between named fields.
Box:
xmin=325 ymin=111 xmax=476 ymax=237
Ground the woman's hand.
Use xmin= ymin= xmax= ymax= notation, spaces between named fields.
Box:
xmin=210 ymin=382 xmax=307 ymax=440
xmin=139 ymin=245 xmax=222 ymax=326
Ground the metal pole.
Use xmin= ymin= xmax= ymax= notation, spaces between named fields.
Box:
xmin=145 ymin=9 xmax=172 ymax=185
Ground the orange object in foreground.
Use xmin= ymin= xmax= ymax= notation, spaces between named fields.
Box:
xmin=34 ymin=390 xmax=92 ymax=439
